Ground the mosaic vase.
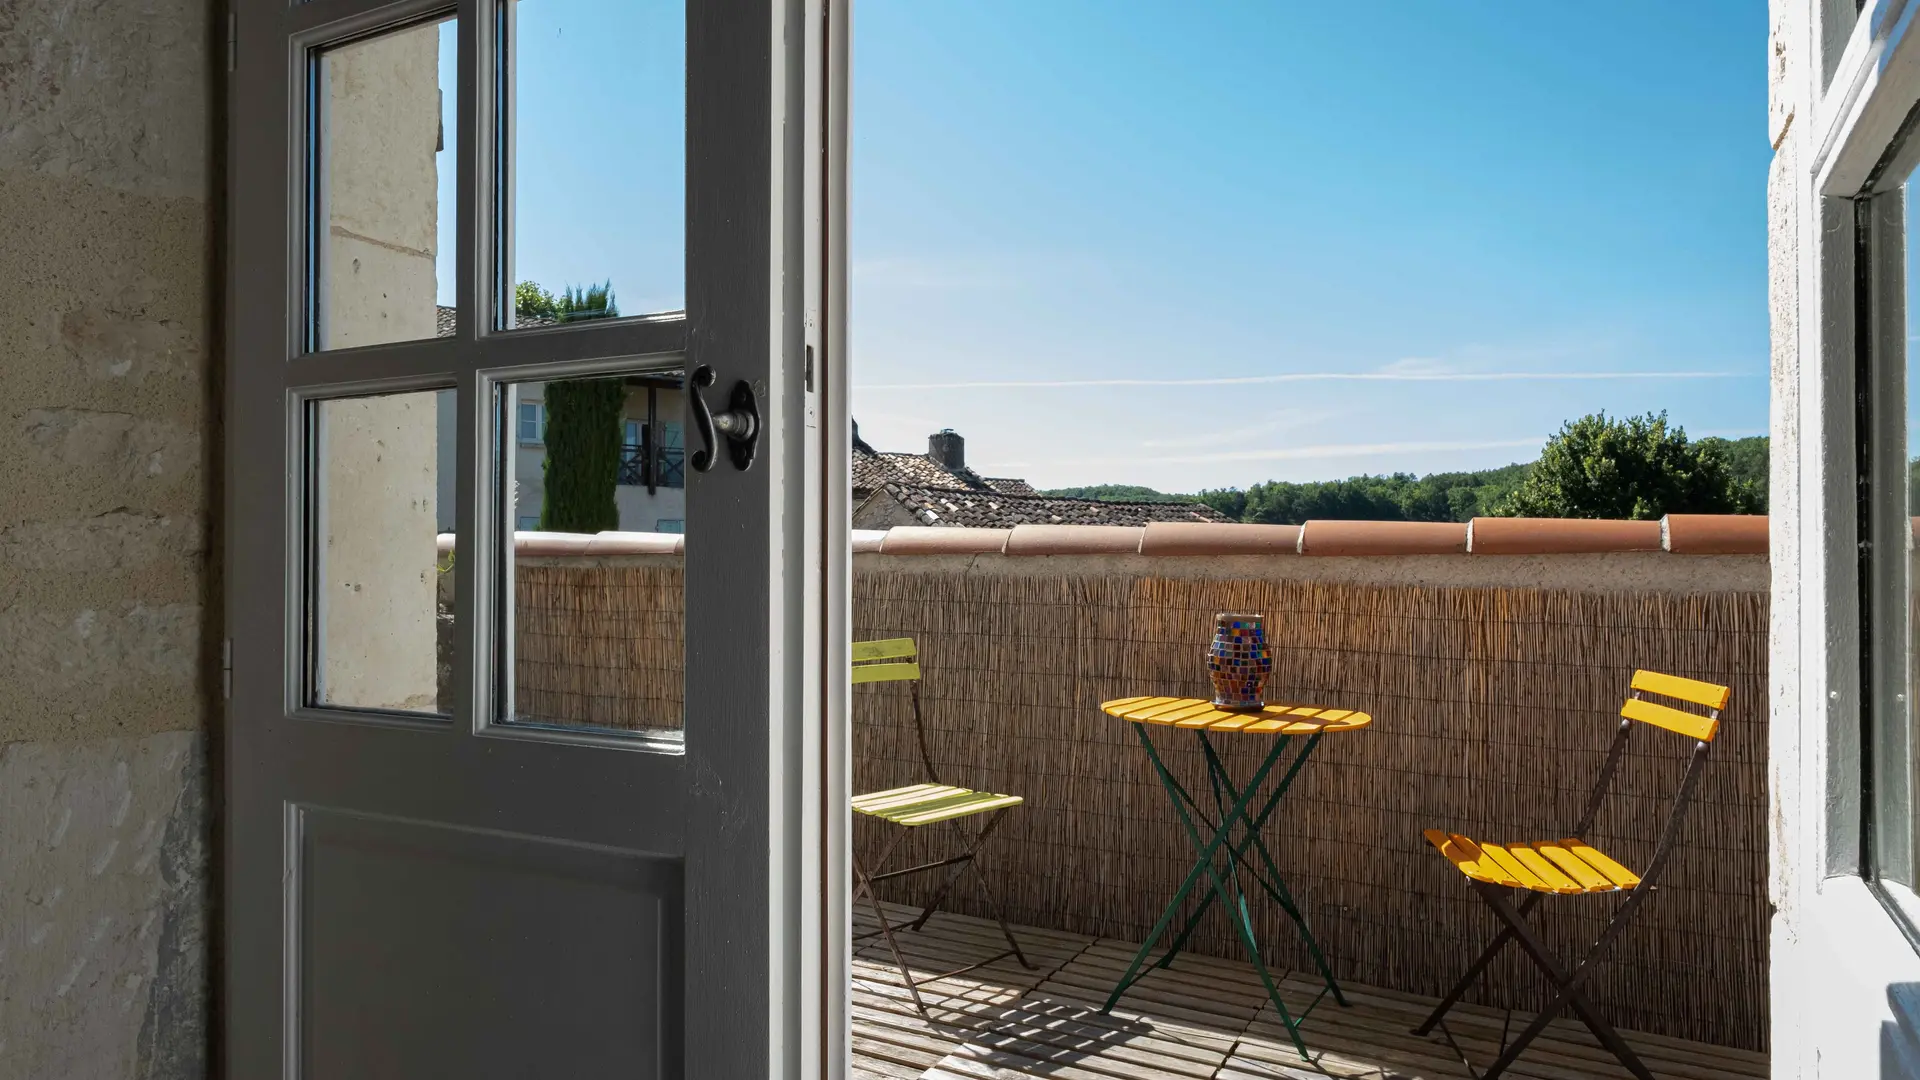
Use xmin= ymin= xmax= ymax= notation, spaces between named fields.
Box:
xmin=1207 ymin=613 xmax=1272 ymax=710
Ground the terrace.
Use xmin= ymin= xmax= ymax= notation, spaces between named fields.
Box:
xmin=489 ymin=512 xmax=1773 ymax=1078
xmin=847 ymin=902 xmax=1766 ymax=1079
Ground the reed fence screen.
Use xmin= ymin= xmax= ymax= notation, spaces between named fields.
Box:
xmin=512 ymin=558 xmax=1769 ymax=1051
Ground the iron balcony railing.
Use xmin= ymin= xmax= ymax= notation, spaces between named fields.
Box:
xmin=618 ymin=442 xmax=685 ymax=489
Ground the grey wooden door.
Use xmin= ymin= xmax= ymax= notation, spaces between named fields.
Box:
xmin=223 ymin=0 xmax=847 ymax=1076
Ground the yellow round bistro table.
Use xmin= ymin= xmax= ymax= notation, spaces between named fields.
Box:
xmin=1097 ymin=695 xmax=1372 ymax=1061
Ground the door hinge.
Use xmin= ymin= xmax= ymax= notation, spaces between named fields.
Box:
xmin=221 ymin=638 xmax=233 ymax=700
xmin=227 ymin=11 xmax=237 ymax=73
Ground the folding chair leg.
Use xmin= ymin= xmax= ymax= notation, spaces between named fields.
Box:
xmin=1471 ymin=883 xmax=1655 ymax=1080
xmin=1411 ymin=889 xmax=1546 ymax=1036
xmin=852 ymin=839 xmax=929 ymax=1018
xmin=962 ymin=845 xmax=1035 ymax=969
xmin=907 ymin=807 xmax=1013 ymax=933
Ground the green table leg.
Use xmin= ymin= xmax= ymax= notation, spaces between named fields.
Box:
xmin=1101 ymin=724 xmax=1291 ymax=1011
xmin=1193 ymin=732 xmax=1347 ymax=1011
xmin=1101 ymin=723 xmax=1316 ymax=1060
xmin=1156 ymin=731 xmax=1318 ymax=972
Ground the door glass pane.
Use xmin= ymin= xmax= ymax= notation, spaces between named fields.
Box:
xmin=313 ymin=17 xmax=459 ymax=350
xmin=499 ymin=369 xmax=686 ymax=737
xmin=1903 ymin=178 xmax=1920 ymax=885
xmin=309 ymin=389 xmax=453 ymax=715
xmin=501 ymin=0 xmax=685 ymax=328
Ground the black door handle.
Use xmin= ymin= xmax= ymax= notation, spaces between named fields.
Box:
xmin=689 ymin=364 xmax=759 ymax=472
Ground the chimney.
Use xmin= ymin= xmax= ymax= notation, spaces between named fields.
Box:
xmin=928 ymin=428 xmax=965 ymax=471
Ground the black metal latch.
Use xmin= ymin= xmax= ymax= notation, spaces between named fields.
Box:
xmin=689 ymin=364 xmax=759 ymax=472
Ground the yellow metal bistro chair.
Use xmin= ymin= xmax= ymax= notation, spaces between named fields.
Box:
xmin=1415 ymin=669 xmax=1729 ymax=1080
xmin=850 ymin=638 xmax=1033 ymax=1016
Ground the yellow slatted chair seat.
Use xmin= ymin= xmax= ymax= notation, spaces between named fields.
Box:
xmin=1423 ymin=829 xmax=1642 ymax=894
xmin=852 ymin=782 xmax=1024 ymax=827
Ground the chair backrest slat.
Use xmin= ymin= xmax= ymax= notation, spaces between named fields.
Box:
xmin=1630 ymin=669 xmax=1730 ymax=710
xmin=852 ymin=638 xmax=938 ymax=783
xmin=853 ymin=638 xmax=917 ymax=662
xmin=852 ymin=661 xmax=921 ymax=685
xmin=1620 ymin=696 xmax=1719 ymax=743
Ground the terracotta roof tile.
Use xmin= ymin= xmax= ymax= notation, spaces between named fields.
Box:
xmin=1662 ymin=514 xmax=1767 ymax=555
xmin=1140 ymin=522 xmax=1301 ymax=555
xmin=1005 ymin=524 xmax=1144 ymax=555
xmin=879 ymin=526 xmax=1012 ymax=554
xmin=983 ymin=477 xmax=1039 ymax=495
xmin=513 ymin=531 xmax=594 ymax=556
xmin=463 ymin=518 xmax=1777 ymax=561
xmin=1300 ymin=520 xmax=1468 ymax=556
xmin=1470 ymin=517 xmax=1661 ymax=555
xmin=583 ymin=531 xmax=681 ymax=556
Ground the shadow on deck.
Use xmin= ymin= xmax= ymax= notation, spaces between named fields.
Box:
xmin=851 ymin=903 xmax=1767 ymax=1080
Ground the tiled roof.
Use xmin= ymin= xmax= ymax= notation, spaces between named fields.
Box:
xmin=849 ymin=442 xmax=1048 ymax=500
xmin=851 ymin=445 xmax=983 ymax=492
xmin=872 ymin=482 xmax=1230 ymax=528
xmin=435 ymin=305 xmax=561 ymax=337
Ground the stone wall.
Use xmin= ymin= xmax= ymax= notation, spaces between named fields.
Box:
xmin=0 ymin=1 xmax=217 ymax=1076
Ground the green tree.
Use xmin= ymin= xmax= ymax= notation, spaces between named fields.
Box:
xmin=1495 ymin=411 xmax=1758 ymax=519
xmin=1196 ymin=487 xmax=1249 ymax=520
xmin=515 ymin=281 xmax=560 ymax=322
xmin=1194 ymin=461 xmax=1532 ymax=524
xmin=514 ymin=280 xmax=618 ymax=325
xmin=539 ymin=378 xmax=625 ymax=533
xmin=526 ymin=280 xmax=625 ymax=532
xmin=1697 ymin=434 xmax=1769 ymax=511
xmin=1041 ymin=484 xmax=1198 ymax=504
xmin=556 ymin=281 xmax=618 ymax=322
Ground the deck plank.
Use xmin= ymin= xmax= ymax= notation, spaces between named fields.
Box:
xmin=848 ymin=908 xmax=1766 ymax=1080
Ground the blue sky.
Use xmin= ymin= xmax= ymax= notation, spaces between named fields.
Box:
xmin=466 ymin=1 xmax=1770 ymax=493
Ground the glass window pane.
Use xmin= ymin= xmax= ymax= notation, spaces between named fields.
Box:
xmin=501 ymin=0 xmax=685 ymax=328
xmin=310 ymin=389 xmax=452 ymax=714
xmin=1872 ymin=173 xmax=1920 ymax=891
xmin=500 ymin=369 xmax=686 ymax=737
xmin=314 ymin=17 xmax=458 ymax=349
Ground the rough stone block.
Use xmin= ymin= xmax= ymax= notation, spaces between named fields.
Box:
xmin=0 ymin=731 xmax=207 ymax=1078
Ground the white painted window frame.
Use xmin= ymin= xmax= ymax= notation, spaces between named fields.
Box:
xmin=1776 ymin=0 xmax=1920 ymax=1073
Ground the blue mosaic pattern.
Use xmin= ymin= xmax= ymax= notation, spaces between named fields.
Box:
xmin=1207 ymin=614 xmax=1272 ymax=710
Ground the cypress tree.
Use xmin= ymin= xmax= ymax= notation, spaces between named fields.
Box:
xmin=539 ymin=377 xmax=625 ymax=533
xmin=532 ymin=281 xmax=624 ymax=533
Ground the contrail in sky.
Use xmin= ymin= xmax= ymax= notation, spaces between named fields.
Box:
xmin=860 ymin=371 xmax=1751 ymax=390
xmin=988 ymin=438 xmax=1548 ymax=470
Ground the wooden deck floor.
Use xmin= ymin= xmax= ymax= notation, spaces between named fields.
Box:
xmin=851 ymin=903 xmax=1766 ymax=1080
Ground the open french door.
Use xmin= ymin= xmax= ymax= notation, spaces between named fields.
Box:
xmin=224 ymin=0 xmax=849 ymax=1074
